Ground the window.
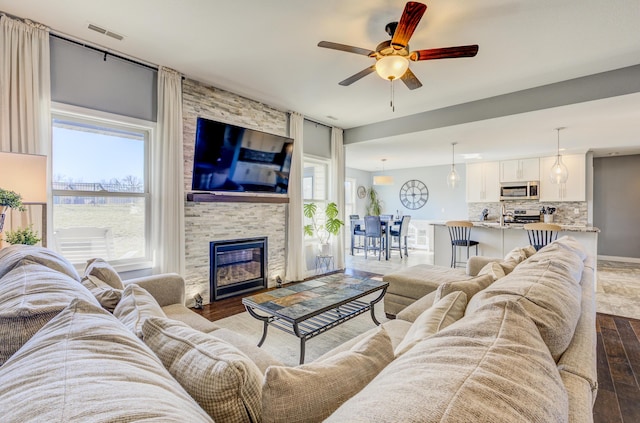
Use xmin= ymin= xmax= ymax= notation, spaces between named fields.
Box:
xmin=51 ymin=105 xmax=152 ymax=268
xmin=303 ymin=157 xmax=330 ymax=241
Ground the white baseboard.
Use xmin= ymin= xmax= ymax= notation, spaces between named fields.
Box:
xmin=598 ymin=255 xmax=640 ymax=264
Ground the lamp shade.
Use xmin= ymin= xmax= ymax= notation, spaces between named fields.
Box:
xmin=0 ymin=151 xmax=47 ymax=203
xmin=375 ymin=55 xmax=409 ymax=80
xmin=373 ymin=175 xmax=394 ymax=186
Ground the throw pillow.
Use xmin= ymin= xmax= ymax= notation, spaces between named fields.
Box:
xmin=0 ymin=299 xmax=212 ymax=423
xmin=261 ymin=326 xmax=394 ymax=423
xmin=142 ymin=317 xmax=263 ymax=423
xmin=113 ymin=284 xmax=166 ymax=338
xmin=434 ymin=274 xmax=494 ymax=303
xmin=0 ymin=262 xmax=99 ymax=366
xmin=80 ymin=274 xmax=122 ymax=312
xmin=394 ymin=291 xmax=467 ymax=356
xmin=85 ymin=258 xmax=124 ymax=290
xmin=477 ymin=261 xmax=506 ymax=281
xmin=0 ymin=244 xmax=80 ymax=281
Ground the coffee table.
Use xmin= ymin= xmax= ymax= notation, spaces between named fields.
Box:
xmin=242 ymin=276 xmax=388 ymax=364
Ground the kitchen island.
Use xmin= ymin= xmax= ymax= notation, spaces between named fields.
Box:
xmin=432 ymin=222 xmax=599 ymax=268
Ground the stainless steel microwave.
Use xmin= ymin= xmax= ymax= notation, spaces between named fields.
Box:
xmin=500 ymin=181 xmax=539 ymax=200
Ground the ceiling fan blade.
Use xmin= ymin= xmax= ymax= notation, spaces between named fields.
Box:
xmin=391 ymin=2 xmax=427 ymax=50
xmin=339 ymin=65 xmax=376 ymax=86
xmin=409 ymin=45 xmax=479 ymax=61
xmin=400 ymin=68 xmax=422 ymax=90
xmin=318 ymin=41 xmax=375 ymax=57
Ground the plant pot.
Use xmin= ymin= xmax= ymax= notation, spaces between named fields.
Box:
xmin=544 ymin=214 xmax=554 ymax=223
xmin=318 ymin=243 xmax=331 ymax=255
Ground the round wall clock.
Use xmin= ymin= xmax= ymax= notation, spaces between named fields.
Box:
xmin=357 ymin=185 xmax=367 ymax=199
xmin=399 ymin=179 xmax=429 ymax=210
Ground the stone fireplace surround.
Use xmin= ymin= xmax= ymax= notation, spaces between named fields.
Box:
xmin=182 ymin=79 xmax=289 ymax=306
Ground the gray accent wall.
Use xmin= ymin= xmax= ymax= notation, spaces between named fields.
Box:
xmin=50 ymin=36 xmax=157 ymax=122
xmin=303 ymin=119 xmax=331 ymax=158
xmin=594 ymin=154 xmax=640 ymax=259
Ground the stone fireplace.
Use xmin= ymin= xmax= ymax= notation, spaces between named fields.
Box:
xmin=210 ymin=237 xmax=267 ymax=301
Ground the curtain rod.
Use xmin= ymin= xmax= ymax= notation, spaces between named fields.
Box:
xmin=50 ymin=32 xmax=158 ymax=73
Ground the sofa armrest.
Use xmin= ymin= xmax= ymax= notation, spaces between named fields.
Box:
xmin=466 ymin=256 xmax=502 ymax=276
xmin=123 ymin=273 xmax=185 ymax=307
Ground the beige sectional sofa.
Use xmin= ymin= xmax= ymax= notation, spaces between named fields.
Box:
xmin=0 ymin=237 xmax=596 ymax=422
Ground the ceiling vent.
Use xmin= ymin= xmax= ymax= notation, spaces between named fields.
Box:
xmin=88 ymin=23 xmax=124 ymax=41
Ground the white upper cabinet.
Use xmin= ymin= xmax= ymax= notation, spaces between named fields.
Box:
xmin=539 ymin=154 xmax=586 ymax=202
xmin=466 ymin=162 xmax=500 ymax=202
xmin=500 ymin=158 xmax=540 ymax=182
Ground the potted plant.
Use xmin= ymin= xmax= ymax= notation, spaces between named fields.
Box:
xmin=4 ymin=224 xmax=41 ymax=245
xmin=366 ymin=187 xmax=383 ymax=216
xmin=0 ymin=188 xmax=26 ymax=232
xmin=304 ymin=202 xmax=344 ymax=254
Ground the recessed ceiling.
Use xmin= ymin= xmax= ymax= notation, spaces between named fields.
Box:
xmin=1 ymin=0 xmax=639 ymax=171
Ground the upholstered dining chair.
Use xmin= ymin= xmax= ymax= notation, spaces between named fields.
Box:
xmin=364 ymin=215 xmax=384 ymax=260
xmin=390 ymin=215 xmax=411 ymax=258
xmin=349 ymin=215 xmax=366 ymax=255
xmin=445 ymin=220 xmax=479 ymax=268
xmin=524 ymin=222 xmax=562 ymax=251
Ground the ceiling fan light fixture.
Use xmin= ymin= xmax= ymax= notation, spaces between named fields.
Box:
xmin=375 ymin=55 xmax=409 ymax=80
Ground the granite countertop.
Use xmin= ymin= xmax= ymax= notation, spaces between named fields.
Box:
xmin=432 ymin=221 xmax=600 ymax=233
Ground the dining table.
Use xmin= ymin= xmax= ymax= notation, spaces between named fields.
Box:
xmin=351 ymin=216 xmax=401 ymax=260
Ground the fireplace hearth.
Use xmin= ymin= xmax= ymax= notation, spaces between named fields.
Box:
xmin=210 ymin=237 xmax=268 ymax=301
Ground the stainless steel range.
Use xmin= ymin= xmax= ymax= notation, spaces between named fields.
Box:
xmin=504 ymin=209 xmax=541 ymax=224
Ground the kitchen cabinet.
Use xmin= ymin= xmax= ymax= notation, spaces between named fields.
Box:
xmin=500 ymin=158 xmax=539 ymax=182
xmin=466 ymin=161 xmax=500 ymax=202
xmin=539 ymin=154 xmax=586 ymax=201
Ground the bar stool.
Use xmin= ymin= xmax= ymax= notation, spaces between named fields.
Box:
xmin=445 ymin=220 xmax=479 ymax=268
xmin=524 ymin=223 xmax=562 ymax=251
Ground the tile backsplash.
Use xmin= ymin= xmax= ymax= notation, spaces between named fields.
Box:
xmin=468 ymin=201 xmax=588 ymax=226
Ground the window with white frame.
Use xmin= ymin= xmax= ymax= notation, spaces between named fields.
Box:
xmin=303 ymin=157 xmax=330 ymax=241
xmin=51 ymin=106 xmax=152 ymax=267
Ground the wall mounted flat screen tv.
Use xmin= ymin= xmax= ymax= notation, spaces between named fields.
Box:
xmin=192 ymin=117 xmax=294 ymax=194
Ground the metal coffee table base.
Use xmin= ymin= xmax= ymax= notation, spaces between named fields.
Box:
xmin=245 ymin=288 xmax=386 ymax=365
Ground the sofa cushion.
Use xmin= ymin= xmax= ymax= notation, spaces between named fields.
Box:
xmin=210 ymin=327 xmax=285 ymax=374
xmin=396 ymin=290 xmax=437 ymax=322
xmin=142 ymin=316 xmax=263 ymax=423
xmin=0 ymin=244 xmax=80 ymax=281
xmin=383 ymin=264 xmax=471 ymax=299
xmin=394 ymin=291 xmax=467 ymax=356
xmin=477 ymin=261 xmax=506 ymax=281
xmin=434 ymin=274 xmax=494 ymax=303
xmin=84 ymin=257 xmax=124 ymax=290
xmin=466 ymin=244 xmax=584 ymax=361
xmin=0 ymin=262 xmax=98 ymax=366
xmin=80 ymin=274 xmax=122 ymax=312
xmin=0 ymin=299 xmax=213 ymax=423
xmin=262 ymin=326 xmax=394 ymax=423
xmin=113 ymin=284 xmax=166 ymax=338
xmin=325 ymin=301 xmax=568 ymax=423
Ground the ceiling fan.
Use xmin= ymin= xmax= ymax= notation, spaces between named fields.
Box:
xmin=318 ymin=1 xmax=479 ymax=91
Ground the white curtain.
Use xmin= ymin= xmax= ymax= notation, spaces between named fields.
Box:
xmin=0 ymin=15 xmax=51 ymax=244
xmin=331 ymin=127 xmax=345 ymax=269
xmin=285 ymin=111 xmax=305 ymax=282
xmin=151 ymin=66 xmax=185 ymax=275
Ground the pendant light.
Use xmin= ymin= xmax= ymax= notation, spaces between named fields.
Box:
xmin=447 ymin=142 xmax=460 ymax=188
xmin=550 ymin=127 xmax=569 ymax=184
xmin=373 ymin=158 xmax=394 ymax=185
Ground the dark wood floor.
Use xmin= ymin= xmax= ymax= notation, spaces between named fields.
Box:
xmin=194 ymin=270 xmax=640 ymax=422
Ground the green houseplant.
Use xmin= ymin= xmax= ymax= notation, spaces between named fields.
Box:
xmin=304 ymin=202 xmax=344 ymax=253
xmin=365 ymin=187 xmax=383 ymax=216
xmin=4 ymin=224 xmax=41 ymax=245
xmin=0 ymin=188 xmax=26 ymax=232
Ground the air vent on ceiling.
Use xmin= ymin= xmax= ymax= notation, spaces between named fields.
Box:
xmin=88 ymin=23 xmax=124 ymax=41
